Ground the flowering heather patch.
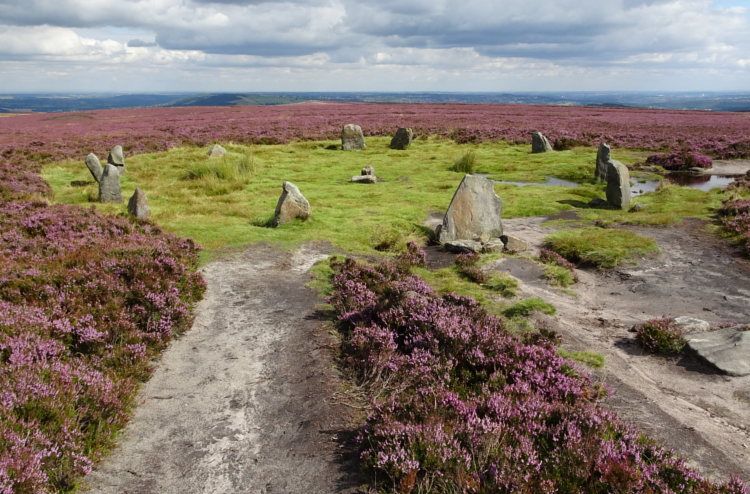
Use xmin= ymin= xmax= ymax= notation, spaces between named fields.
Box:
xmin=635 ymin=317 xmax=688 ymax=354
xmin=328 ymin=249 xmax=746 ymax=493
xmin=0 ymin=158 xmax=50 ymax=200
xmin=454 ymin=252 xmax=488 ymax=284
xmin=399 ymin=241 xmax=427 ymax=269
xmin=539 ymin=248 xmax=578 ymax=271
xmin=645 ymin=151 xmax=713 ymax=170
xmin=725 ymin=170 xmax=750 ymax=192
xmin=0 ymin=201 xmax=205 ymax=492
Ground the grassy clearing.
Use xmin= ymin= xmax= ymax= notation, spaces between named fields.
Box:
xmin=558 ymin=349 xmax=606 ymax=368
xmin=544 ymin=227 xmax=660 ymax=268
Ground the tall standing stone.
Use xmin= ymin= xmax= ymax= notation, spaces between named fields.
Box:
xmin=273 ymin=182 xmax=310 ymax=227
xmin=85 ymin=153 xmax=103 ymax=183
xmin=438 ymin=174 xmax=503 ymax=243
xmin=107 ymin=145 xmax=125 ymax=174
xmin=531 ymin=132 xmax=553 ymax=153
xmin=127 ymin=188 xmax=151 ymax=219
xmin=99 ymin=164 xmax=123 ymax=203
xmin=341 ymin=124 xmax=366 ymax=151
xmin=606 ymin=160 xmax=631 ymax=210
xmin=595 ymin=143 xmax=611 ymax=182
xmin=390 ymin=128 xmax=413 ymax=150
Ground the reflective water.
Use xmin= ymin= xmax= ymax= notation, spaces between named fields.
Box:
xmin=630 ymin=174 xmax=737 ymax=197
xmin=491 ymin=176 xmax=580 ymax=188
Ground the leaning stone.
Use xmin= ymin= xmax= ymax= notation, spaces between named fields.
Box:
xmin=99 ymin=164 xmax=123 ymax=203
xmin=673 ymin=317 xmax=710 ymax=333
xmin=208 ymin=144 xmax=227 ymax=158
xmin=352 ymin=175 xmax=377 ymax=184
xmin=531 ymin=132 xmax=553 ymax=153
xmin=273 ymin=181 xmax=310 ymax=227
xmin=444 ymin=240 xmax=482 ymax=254
xmin=341 ymin=124 xmax=366 ymax=151
xmin=687 ymin=326 xmax=750 ymax=376
xmin=589 ymin=198 xmax=607 ymax=207
xmin=107 ymin=145 xmax=125 ymax=167
xmin=595 ymin=143 xmax=610 ymax=182
xmin=390 ymin=127 xmax=413 ymax=150
xmin=85 ymin=153 xmax=103 ymax=183
xmin=438 ymin=174 xmax=503 ymax=243
xmin=482 ymin=239 xmax=506 ymax=254
xmin=501 ymin=235 xmax=528 ymax=252
xmin=606 ymin=160 xmax=631 ymax=210
xmin=361 ymin=165 xmax=375 ymax=176
xmin=127 ymin=188 xmax=151 ymax=219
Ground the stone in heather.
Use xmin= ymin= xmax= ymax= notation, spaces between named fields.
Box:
xmin=107 ymin=145 xmax=125 ymax=169
xmin=273 ymin=181 xmax=310 ymax=227
xmin=99 ymin=164 xmax=123 ymax=203
xmin=595 ymin=143 xmax=611 ymax=182
xmin=361 ymin=165 xmax=375 ymax=176
xmin=687 ymin=326 xmax=750 ymax=377
xmin=444 ymin=240 xmax=482 ymax=254
xmin=127 ymin=188 xmax=151 ymax=219
xmin=605 ymin=160 xmax=631 ymax=210
xmin=438 ymin=174 xmax=503 ymax=243
xmin=531 ymin=132 xmax=553 ymax=153
xmin=341 ymin=124 xmax=366 ymax=151
xmin=390 ymin=127 xmax=413 ymax=150
xmin=352 ymin=175 xmax=377 ymax=184
xmin=208 ymin=144 xmax=227 ymax=158
xmin=85 ymin=153 xmax=103 ymax=183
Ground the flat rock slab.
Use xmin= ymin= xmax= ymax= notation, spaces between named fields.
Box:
xmin=674 ymin=316 xmax=710 ymax=333
xmin=352 ymin=175 xmax=377 ymax=183
xmin=687 ymin=326 xmax=750 ymax=376
xmin=444 ymin=240 xmax=482 ymax=253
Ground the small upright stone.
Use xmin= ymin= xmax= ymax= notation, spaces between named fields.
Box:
xmin=390 ymin=128 xmax=413 ymax=150
xmin=99 ymin=164 xmax=123 ymax=203
xmin=208 ymin=144 xmax=227 ymax=158
xmin=438 ymin=174 xmax=503 ymax=243
xmin=595 ymin=143 xmax=611 ymax=182
xmin=85 ymin=153 xmax=103 ymax=183
xmin=127 ymin=188 xmax=151 ymax=219
xmin=361 ymin=165 xmax=375 ymax=176
xmin=531 ymin=132 xmax=553 ymax=153
xmin=107 ymin=145 xmax=125 ymax=173
xmin=273 ymin=182 xmax=310 ymax=227
xmin=341 ymin=124 xmax=366 ymax=151
xmin=606 ymin=160 xmax=631 ymax=210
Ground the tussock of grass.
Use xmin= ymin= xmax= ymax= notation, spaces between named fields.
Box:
xmin=502 ymin=297 xmax=556 ymax=318
xmin=544 ymin=227 xmax=659 ymax=268
xmin=451 ymin=150 xmax=477 ymax=173
xmin=545 ymin=264 xmax=577 ymax=287
xmin=485 ymin=272 xmax=518 ymax=298
xmin=183 ymin=153 xmax=256 ymax=182
xmin=558 ymin=349 xmax=605 ymax=368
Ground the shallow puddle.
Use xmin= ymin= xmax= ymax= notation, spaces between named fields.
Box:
xmin=489 ymin=175 xmax=580 ymax=188
xmin=631 ymin=173 xmax=737 ymax=197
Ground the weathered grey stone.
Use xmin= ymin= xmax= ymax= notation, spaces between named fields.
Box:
xmin=631 ymin=203 xmax=648 ymax=212
xmin=208 ymin=144 xmax=227 ymax=158
xmin=501 ymin=235 xmax=528 ymax=252
xmin=482 ymin=238 xmax=506 ymax=254
xmin=595 ymin=143 xmax=611 ymax=182
xmin=107 ymin=145 xmax=125 ymax=167
xmin=589 ymin=198 xmax=607 ymax=207
xmin=390 ymin=127 xmax=413 ymax=150
xmin=85 ymin=153 xmax=103 ymax=183
xmin=127 ymin=188 xmax=151 ymax=219
xmin=531 ymin=132 xmax=553 ymax=153
xmin=273 ymin=181 xmax=310 ymax=227
xmin=361 ymin=165 xmax=375 ymax=176
xmin=444 ymin=240 xmax=482 ymax=254
xmin=438 ymin=174 xmax=503 ymax=244
xmin=674 ymin=316 xmax=710 ymax=333
xmin=99 ymin=164 xmax=123 ymax=203
xmin=606 ymin=160 xmax=631 ymax=210
xmin=352 ymin=175 xmax=377 ymax=183
xmin=341 ymin=124 xmax=366 ymax=151
xmin=687 ymin=326 xmax=750 ymax=376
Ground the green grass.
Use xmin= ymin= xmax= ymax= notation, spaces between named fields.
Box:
xmin=544 ymin=227 xmax=660 ymax=268
xmin=545 ymin=264 xmax=577 ymax=287
xmin=451 ymin=150 xmax=477 ymax=173
xmin=485 ymin=272 xmax=518 ymax=298
xmin=502 ymin=298 xmax=556 ymax=318
xmin=558 ymin=349 xmax=605 ymax=368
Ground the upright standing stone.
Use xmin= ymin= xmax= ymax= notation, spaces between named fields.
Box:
xmin=99 ymin=164 xmax=123 ymax=203
xmin=107 ymin=146 xmax=125 ymax=174
xmin=127 ymin=188 xmax=151 ymax=219
xmin=341 ymin=124 xmax=366 ymax=151
xmin=595 ymin=143 xmax=611 ymax=182
xmin=85 ymin=153 xmax=103 ymax=183
xmin=208 ymin=144 xmax=227 ymax=158
xmin=361 ymin=165 xmax=375 ymax=176
xmin=438 ymin=174 xmax=503 ymax=243
xmin=606 ymin=160 xmax=631 ymax=210
xmin=390 ymin=128 xmax=413 ymax=150
xmin=531 ymin=132 xmax=553 ymax=153
xmin=273 ymin=182 xmax=310 ymax=227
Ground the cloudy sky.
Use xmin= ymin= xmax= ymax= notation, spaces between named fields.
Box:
xmin=0 ymin=0 xmax=748 ymax=92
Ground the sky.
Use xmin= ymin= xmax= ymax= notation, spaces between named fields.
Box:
xmin=0 ymin=0 xmax=749 ymax=93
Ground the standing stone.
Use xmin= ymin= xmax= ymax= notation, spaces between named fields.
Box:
xmin=99 ymin=164 xmax=123 ymax=203
xmin=85 ymin=153 xmax=103 ymax=183
xmin=208 ymin=144 xmax=227 ymax=158
xmin=438 ymin=174 xmax=503 ymax=243
xmin=361 ymin=165 xmax=375 ymax=176
xmin=127 ymin=188 xmax=151 ymax=219
xmin=595 ymin=143 xmax=611 ymax=182
xmin=390 ymin=128 xmax=413 ymax=150
xmin=341 ymin=124 xmax=366 ymax=151
xmin=273 ymin=182 xmax=310 ymax=227
xmin=107 ymin=145 xmax=125 ymax=173
xmin=606 ymin=160 xmax=631 ymax=210
xmin=531 ymin=132 xmax=553 ymax=153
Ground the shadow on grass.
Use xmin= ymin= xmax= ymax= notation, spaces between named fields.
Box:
xmin=251 ymin=215 xmax=276 ymax=228
xmin=557 ymin=199 xmax=593 ymax=209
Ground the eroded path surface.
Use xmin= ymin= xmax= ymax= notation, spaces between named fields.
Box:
xmin=85 ymin=244 xmax=363 ymax=494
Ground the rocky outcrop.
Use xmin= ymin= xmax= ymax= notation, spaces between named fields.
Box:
xmin=438 ymin=174 xmax=503 ymax=243
xmin=390 ymin=128 xmax=413 ymax=150
xmin=85 ymin=153 xmax=103 ymax=183
xmin=687 ymin=326 xmax=750 ymax=376
xmin=99 ymin=164 xmax=123 ymax=203
xmin=208 ymin=144 xmax=227 ymax=158
xmin=341 ymin=124 xmax=366 ymax=151
xmin=127 ymin=188 xmax=151 ymax=219
xmin=605 ymin=160 xmax=631 ymax=210
xmin=273 ymin=182 xmax=310 ymax=227
xmin=531 ymin=132 xmax=553 ymax=153
xmin=595 ymin=143 xmax=611 ymax=182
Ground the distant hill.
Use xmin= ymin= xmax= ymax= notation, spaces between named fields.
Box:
xmin=164 ymin=93 xmax=309 ymax=107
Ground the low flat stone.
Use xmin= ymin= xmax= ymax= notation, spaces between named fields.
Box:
xmin=687 ymin=326 xmax=750 ymax=376
xmin=589 ymin=198 xmax=607 ymax=207
xmin=107 ymin=145 xmax=125 ymax=166
xmin=674 ymin=316 xmax=710 ymax=333
xmin=127 ymin=188 xmax=151 ymax=219
xmin=390 ymin=127 xmax=413 ymax=150
xmin=273 ymin=181 xmax=310 ymax=227
xmin=341 ymin=124 xmax=366 ymax=151
xmin=352 ymin=175 xmax=377 ymax=183
xmin=208 ymin=144 xmax=227 ymax=158
xmin=606 ymin=160 xmax=631 ymax=210
xmin=99 ymin=164 xmax=123 ymax=203
xmin=501 ymin=235 xmax=528 ymax=252
xmin=631 ymin=203 xmax=648 ymax=212
xmin=361 ymin=165 xmax=375 ymax=176
xmin=438 ymin=174 xmax=503 ymax=243
xmin=444 ymin=240 xmax=482 ymax=254
xmin=531 ymin=132 xmax=553 ymax=153
xmin=482 ymin=238 xmax=506 ymax=254
xmin=595 ymin=143 xmax=610 ymax=182
xmin=85 ymin=153 xmax=103 ymax=183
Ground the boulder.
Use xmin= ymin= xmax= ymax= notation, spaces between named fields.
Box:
xmin=341 ymin=124 xmax=366 ymax=151
xmin=85 ymin=153 xmax=103 ymax=183
xmin=99 ymin=164 xmax=123 ymax=203
xmin=595 ymin=143 xmax=610 ymax=182
xmin=687 ymin=326 xmax=750 ymax=376
xmin=531 ymin=132 xmax=553 ymax=153
xmin=127 ymin=188 xmax=151 ymax=219
xmin=588 ymin=198 xmax=607 ymax=207
xmin=482 ymin=238 xmax=506 ymax=254
xmin=361 ymin=165 xmax=375 ymax=176
xmin=352 ymin=175 xmax=377 ymax=184
xmin=107 ymin=145 xmax=125 ymax=170
xmin=501 ymin=235 xmax=528 ymax=252
xmin=438 ymin=174 xmax=503 ymax=243
xmin=390 ymin=127 xmax=413 ymax=150
xmin=605 ymin=160 xmax=631 ymax=210
xmin=208 ymin=144 xmax=227 ymax=158
xmin=444 ymin=240 xmax=482 ymax=254
xmin=273 ymin=181 xmax=310 ymax=227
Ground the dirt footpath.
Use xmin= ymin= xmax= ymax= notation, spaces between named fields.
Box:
xmin=84 ymin=244 xmax=364 ymax=494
